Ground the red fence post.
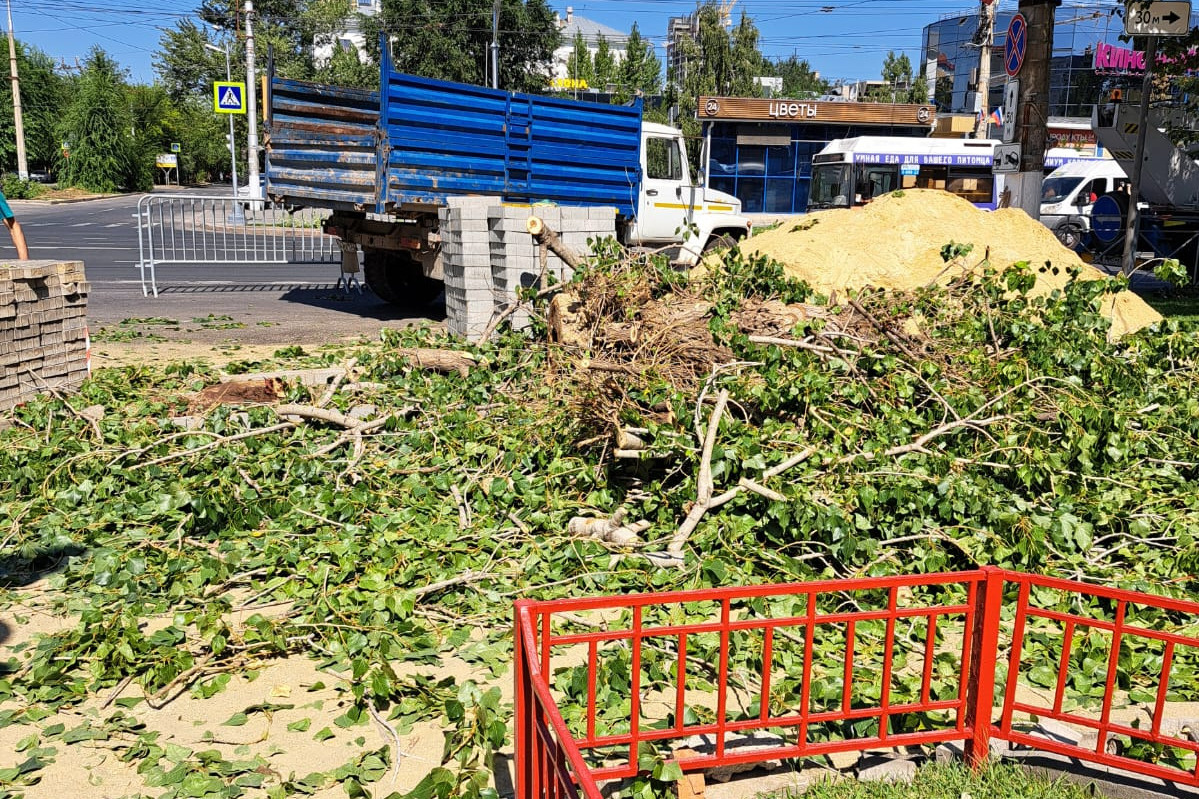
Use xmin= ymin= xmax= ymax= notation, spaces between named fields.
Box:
xmin=514 ymin=600 xmax=533 ymax=799
xmin=963 ymin=567 xmax=1004 ymax=766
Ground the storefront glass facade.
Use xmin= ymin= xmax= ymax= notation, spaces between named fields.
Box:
xmin=921 ymin=8 xmax=1188 ymax=119
xmin=705 ymin=123 xmax=928 ymax=214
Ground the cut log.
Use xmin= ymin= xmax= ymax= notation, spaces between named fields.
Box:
xmin=395 ymin=348 xmax=477 ymax=378
xmin=526 ymin=216 xmax=584 ymax=271
xmin=548 ymin=292 xmax=590 ymax=348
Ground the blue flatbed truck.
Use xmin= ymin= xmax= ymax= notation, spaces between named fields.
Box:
xmin=264 ymin=47 xmax=750 ymax=303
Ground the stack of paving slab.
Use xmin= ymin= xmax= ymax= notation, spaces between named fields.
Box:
xmin=0 ymin=260 xmax=90 ymax=412
xmin=438 ymin=198 xmax=616 ymax=341
xmin=439 ymin=199 xmax=495 ymax=340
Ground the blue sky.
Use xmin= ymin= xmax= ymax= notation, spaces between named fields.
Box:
xmin=7 ymin=1 xmax=1128 ymax=86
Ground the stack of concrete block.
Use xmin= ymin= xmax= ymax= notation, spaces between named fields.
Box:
xmin=439 ymin=198 xmax=496 ymax=340
xmin=439 ymin=201 xmax=618 ymax=342
xmin=488 ymin=205 xmax=548 ymax=332
xmin=0 ymin=260 xmax=90 ymax=412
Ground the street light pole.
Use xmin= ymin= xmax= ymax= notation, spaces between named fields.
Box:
xmin=245 ymin=0 xmax=261 ymax=200
xmin=6 ymin=0 xmax=28 ymax=180
xmin=205 ymin=41 xmax=238 ymax=195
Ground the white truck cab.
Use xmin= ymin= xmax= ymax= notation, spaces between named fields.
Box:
xmin=1040 ymin=160 xmax=1128 ymax=249
xmin=627 ymin=121 xmax=750 ymax=265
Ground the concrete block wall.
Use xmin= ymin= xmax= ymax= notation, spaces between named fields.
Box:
xmin=0 ymin=260 xmax=90 ymax=411
xmin=440 ymin=201 xmax=616 ymax=342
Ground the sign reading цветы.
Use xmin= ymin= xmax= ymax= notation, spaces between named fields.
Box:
xmin=1124 ymin=1 xmax=1191 ymax=36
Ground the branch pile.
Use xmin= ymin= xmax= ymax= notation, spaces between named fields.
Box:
xmin=1 ymin=245 xmax=1197 ymax=798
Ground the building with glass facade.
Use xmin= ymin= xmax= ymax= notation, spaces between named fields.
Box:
xmin=921 ymin=5 xmax=1192 ymax=121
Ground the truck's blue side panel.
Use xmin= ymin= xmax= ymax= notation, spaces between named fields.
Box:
xmin=379 ymin=71 xmax=512 ymax=204
xmin=266 ymin=78 xmax=379 ymax=211
xmin=267 ymin=54 xmax=643 ymax=217
xmin=524 ymin=94 xmax=642 ymax=213
xmin=378 ymin=43 xmax=642 ymax=217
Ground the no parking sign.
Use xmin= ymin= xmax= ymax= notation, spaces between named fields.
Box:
xmin=1005 ymin=13 xmax=1027 ymax=77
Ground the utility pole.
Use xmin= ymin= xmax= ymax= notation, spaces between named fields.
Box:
xmin=6 ymin=0 xmax=28 ymax=180
xmin=245 ymin=0 xmax=261 ymax=201
xmin=490 ymin=0 xmax=500 ymax=89
xmin=1005 ymin=0 xmax=1060 ymax=217
xmin=973 ymin=0 xmax=996 ymax=139
xmin=1122 ymin=35 xmax=1158 ymax=274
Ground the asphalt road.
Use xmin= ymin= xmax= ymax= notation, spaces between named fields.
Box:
xmin=4 ymin=188 xmax=442 ymax=356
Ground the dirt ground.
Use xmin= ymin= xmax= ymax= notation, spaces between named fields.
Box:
xmin=0 ymin=585 xmax=499 ymax=796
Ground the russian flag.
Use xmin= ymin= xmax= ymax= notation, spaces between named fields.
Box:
xmin=989 ymin=107 xmax=1003 ymax=126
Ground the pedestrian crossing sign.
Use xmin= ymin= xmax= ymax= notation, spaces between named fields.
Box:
xmin=213 ymin=81 xmax=247 ymax=114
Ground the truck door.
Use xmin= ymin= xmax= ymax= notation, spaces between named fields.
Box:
xmin=637 ymin=135 xmax=691 ymax=243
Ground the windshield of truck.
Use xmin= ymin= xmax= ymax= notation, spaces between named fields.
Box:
xmin=809 ymin=164 xmax=852 ymax=210
xmin=1040 ymin=176 xmax=1084 ymax=205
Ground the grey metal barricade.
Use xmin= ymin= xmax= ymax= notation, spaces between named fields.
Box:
xmin=135 ymin=194 xmax=342 ymax=296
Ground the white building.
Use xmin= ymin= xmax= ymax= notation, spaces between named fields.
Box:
xmin=313 ymin=0 xmax=379 ymax=66
xmin=551 ymin=6 xmax=629 ymax=90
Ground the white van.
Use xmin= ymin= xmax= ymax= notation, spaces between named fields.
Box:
xmin=1039 ymin=160 xmax=1128 ymax=249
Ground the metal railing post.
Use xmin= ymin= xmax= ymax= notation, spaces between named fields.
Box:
xmin=514 ymin=600 xmax=533 ymax=799
xmin=964 ymin=566 xmax=1004 ymax=766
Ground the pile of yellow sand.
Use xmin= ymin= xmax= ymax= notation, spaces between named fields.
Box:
xmin=741 ymin=190 xmax=1161 ymax=339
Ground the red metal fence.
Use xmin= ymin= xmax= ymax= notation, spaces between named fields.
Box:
xmin=514 ymin=566 xmax=1199 ymax=797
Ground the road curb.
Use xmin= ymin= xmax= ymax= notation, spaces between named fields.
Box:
xmin=15 ymin=193 xmax=127 ymax=205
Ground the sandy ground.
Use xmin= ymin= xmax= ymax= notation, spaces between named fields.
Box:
xmin=0 ymin=576 xmax=506 ymax=796
xmin=3 ymin=311 xmax=488 ymax=796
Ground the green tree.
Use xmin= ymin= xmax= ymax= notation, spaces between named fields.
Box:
xmin=154 ymin=20 xmax=231 ymax=103
xmin=368 ymin=0 xmax=559 ymax=93
xmin=669 ymin=1 xmax=765 ymax=167
xmin=728 ymin=10 xmax=762 ymax=97
xmin=593 ymin=35 xmax=617 ymax=91
xmin=566 ymin=29 xmax=594 ymax=86
xmin=198 ymin=0 xmax=355 ymax=81
xmin=56 ymin=48 xmax=146 ymax=192
xmin=867 ymin=50 xmax=927 ymax=103
xmin=314 ymin=42 xmax=378 ymax=90
xmin=0 ymin=41 xmax=67 ymax=174
xmin=618 ymin=22 xmax=661 ymax=100
xmin=772 ymin=54 xmax=826 ymax=99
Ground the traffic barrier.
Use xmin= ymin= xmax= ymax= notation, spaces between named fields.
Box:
xmin=514 ymin=566 xmax=1199 ymax=797
xmin=134 ymin=193 xmax=340 ymax=297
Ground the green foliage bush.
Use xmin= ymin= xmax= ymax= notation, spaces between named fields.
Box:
xmin=1 ymin=174 xmax=44 ymax=199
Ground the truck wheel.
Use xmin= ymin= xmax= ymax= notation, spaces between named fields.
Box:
xmin=1055 ymin=225 xmax=1083 ymax=250
xmin=702 ymin=233 xmax=738 ymax=255
xmin=363 ymin=250 xmax=443 ymax=306
xmin=363 ymin=250 xmax=400 ymax=303
xmin=393 ymin=273 xmax=444 ymax=306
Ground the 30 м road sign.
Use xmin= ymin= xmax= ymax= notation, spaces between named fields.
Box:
xmin=1124 ymin=1 xmax=1191 ymax=36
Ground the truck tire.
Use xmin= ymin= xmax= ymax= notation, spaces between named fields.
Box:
xmin=1055 ymin=224 xmax=1083 ymax=250
xmin=702 ymin=232 xmax=738 ymax=255
xmin=363 ymin=250 xmax=443 ymax=307
xmin=363 ymin=249 xmax=400 ymax=303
